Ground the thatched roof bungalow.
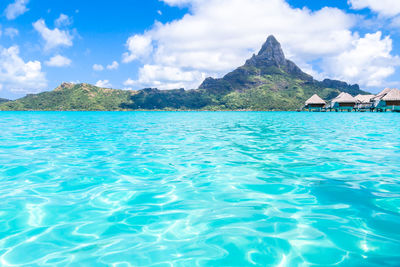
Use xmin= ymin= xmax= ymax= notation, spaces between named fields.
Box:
xmin=372 ymin=88 xmax=400 ymax=111
xmin=304 ymin=94 xmax=326 ymax=111
xmin=372 ymin=88 xmax=392 ymax=101
xmin=382 ymin=89 xmax=400 ymax=111
xmin=330 ymin=92 xmax=356 ymax=111
xmin=355 ymin=94 xmax=375 ymax=110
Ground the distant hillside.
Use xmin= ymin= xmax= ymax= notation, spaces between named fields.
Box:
xmin=0 ymin=83 xmax=135 ymax=111
xmin=0 ymin=98 xmax=9 ymax=104
xmin=0 ymin=35 xmax=368 ymax=111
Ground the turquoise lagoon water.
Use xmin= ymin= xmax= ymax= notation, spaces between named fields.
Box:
xmin=0 ymin=111 xmax=400 ymax=266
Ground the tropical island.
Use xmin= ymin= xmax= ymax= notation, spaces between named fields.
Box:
xmin=0 ymin=36 xmax=371 ymax=111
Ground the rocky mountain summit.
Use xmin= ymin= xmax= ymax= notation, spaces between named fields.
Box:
xmin=200 ymin=35 xmax=360 ymax=95
xmin=245 ymin=35 xmax=312 ymax=81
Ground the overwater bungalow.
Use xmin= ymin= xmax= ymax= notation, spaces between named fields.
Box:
xmin=355 ymin=94 xmax=375 ymax=111
xmin=372 ymin=88 xmax=399 ymax=111
xmin=304 ymin=94 xmax=326 ymax=111
xmin=330 ymin=92 xmax=356 ymax=111
xmin=372 ymin=88 xmax=392 ymax=109
xmin=373 ymin=88 xmax=392 ymax=99
xmin=381 ymin=89 xmax=400 ymax=112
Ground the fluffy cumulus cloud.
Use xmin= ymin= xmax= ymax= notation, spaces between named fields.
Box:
xmin=124 ymin=65 xmax=206 ymax=89
xmin=55 ymin=14 xmax=72 ymax=27
xmin=5 ymin=0 xmax=29 ymax=20
xmin=122 ymin=35 xmax=153 ymax=63
xmin=324 ymin=32 xmax=399 ymax=87
xmin=122 ymin=0 xmax=398 ymax=90
xmin=4 ymin=27 xmax=19 ymax=39
xmin=348 ymin=0 xmax=400 ymax=17
xmin=107 ymin=61 xmax=119 ymax=70
xmin=45 ymin=55 xmax=72 ymax=67
xmin=95 ymin=80 xmax=112 ymax=88
xmin=0 ymin=46 xmax=47 ymax=93
xmin=92 ymin=64 xmax=104 ymax=71
xmin=33 ymin=19 xmax=73 ymax=50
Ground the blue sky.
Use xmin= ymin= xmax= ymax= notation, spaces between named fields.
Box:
xmin=1 ymin=0 xmax=400 ymax=99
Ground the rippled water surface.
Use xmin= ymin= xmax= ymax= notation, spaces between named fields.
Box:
xmin=1 ymin=112 xmax=400 ymax=266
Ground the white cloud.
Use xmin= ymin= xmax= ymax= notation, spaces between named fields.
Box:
xmin=124 ymin=64 xmax=206 ymax=89
xmin=106 ymin=61 xmax=119 ymax=70
xmin=92 ymin=64 xmax=104 ymax=71
xmin=123 ymin=78 xmax=135 ymax=86
xmin=0 ymin=46 xmax=47 ymax=93
xmin=55 ymin=14 xmax=72 ymax=27
xmin=5 ymin=0 xmax=29 ymax=20
xmin=323 ymin=32 xmax=399 ymax=87
xmin=122 ymin=35 xmax=153 ymax=63
xmin=162 ymin=0 xmax=200 ymax=7
xmin=348 ymin=0 xmax=400 ymax=17
xmin=45 ymin=55 xmax=72 ymax=67
xmin=391 ymin=16 xmax=400 ymax=28
xmin=33 ymin=19 xmax=73 ymax=50
xmin=4 ymin=27 xmax=19 ymax=38
xmin=122 ymin=0 xmax=398 ymax=90
xmin=95 ymin=80 xmax=112 ymax=88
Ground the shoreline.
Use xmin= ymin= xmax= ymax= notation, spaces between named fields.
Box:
xmin=1 ymin=109 xmax=399 ymax=112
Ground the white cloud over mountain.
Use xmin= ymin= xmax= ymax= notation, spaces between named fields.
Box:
xmin=95 ymin=80 xmax=112 ymax=88
xmin=5 ymin=0 xmax=29 ymax=20
xmin=45 ymin=55 xmax=72 ymax=67
xmin=122 ymin=0 xmax=398 ymax=90
xmin=33 ymin=19 xmax=73 ymax=50
xmin=124 ymin=65 xmax=206 ymax=89
xmin=0 ymin=46 xmax=47 ymax=93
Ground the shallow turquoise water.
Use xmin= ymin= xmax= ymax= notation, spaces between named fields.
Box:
xmin=0 ymin=112 xmax=400 ymax=266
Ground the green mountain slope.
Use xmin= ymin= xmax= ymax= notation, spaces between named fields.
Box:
xmin=0 ymin=35 xmax=368 ymax=111
xmin=0 ymin=98 xmax=9 ymax=104
xmin=0 ymin=83 xmax=135 ymax=111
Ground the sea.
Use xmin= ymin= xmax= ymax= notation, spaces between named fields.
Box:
xmin=0 ymin=111 xmax=399 ymax=266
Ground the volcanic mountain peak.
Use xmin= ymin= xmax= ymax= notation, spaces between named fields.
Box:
xmin=239 ymin=35 xmax=311 ymax=81
xmin=257 ymin=35 xmax=286 ymax=65
xmin=199 ymin=35 xmax=362 ymax=97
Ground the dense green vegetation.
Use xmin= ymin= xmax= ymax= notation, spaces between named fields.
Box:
xmin=196 ymin=65 xmax=350 ymax=111
xmin=0 ymin=73 xmax=363 ymax=112
xmin=0 ymin=98 xmax=9 ymax=104
xmin=0 ymin=36 xmax=367 ymax=111
xmin=0 ymin=83 xmax=134 ymax=111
